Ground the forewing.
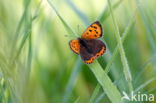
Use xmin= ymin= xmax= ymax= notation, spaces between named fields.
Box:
xmin=81 ymin=21 xmax=103 ymax=39
xmin=69 ymin=39 xmax=80 ymax=54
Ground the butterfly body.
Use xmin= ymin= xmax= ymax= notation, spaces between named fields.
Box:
xmin=78 ymin=38 xmax=93 ymax=54
xmin=69 ymin=21 xmax=106 ymax=64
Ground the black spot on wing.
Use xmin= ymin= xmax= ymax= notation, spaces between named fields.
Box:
xmin=94 ymin=26 xmax=97 ymax=29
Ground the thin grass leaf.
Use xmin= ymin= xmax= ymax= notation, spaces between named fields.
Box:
xmin=98 ymin=0 xmax=123 ymax=22
xmin=74 ymin=97 xmax=80 ymax=103
xmin=26 ymin=31 xmax=32 ymax=80
xmin=105 ymin=12 xmax=136 ymax=74
xmin=24 ymin=2 xmax=42 ymax=78
xmin=62 ymin=59 xmax=82 ymax=103
xmin=12 ymin=2 xmax=41 ymax=61
xmin=0 ymin=57 xmax=11 ymax=79
xmin=65 ymin=0 xmax=90 ymax=25
xmin=144 ymin=87 xmax=156 ymax=94
xmin=13 ymin=0 xmax=31 ymax=39
xmin=107 ymin=0 xmax=133 ymax=93
xmin=135 ymin=0 xmax=156 ymax=53
xmin=0 ymin=0 xmax=33 ymax=102
xmin=14 ymin=26 xmax=32 ymax=60
xmin=1 ymin=71 xmax=21 ymax=103
xmin=89 ymin=60 xmax=123 ymax=103
xmin=47 ymin=0 xmax=77 ymax=36
xmin=134 ymin=55 xmax=156 ymax=85
xmin=88 ymin=84 xmax=100 ymax=103
xmin=134 ymin=77 xmax=156 ymax=93
xmin=95 ymin=93 xmax=105 ymax=103
xmin=32 ymin=0 xmax=43 ymax=21
xmin=10 ymin=0 xmax=31 ymax=60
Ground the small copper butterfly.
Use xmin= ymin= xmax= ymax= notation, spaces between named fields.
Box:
xmin=69 ymin=21 xmax=106 ymax=64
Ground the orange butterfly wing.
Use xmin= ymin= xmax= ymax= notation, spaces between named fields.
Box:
xmin=81 ymin=21 xmax=103 ymax=39
xmin=69 ymin=39 xmax=80 ymax=54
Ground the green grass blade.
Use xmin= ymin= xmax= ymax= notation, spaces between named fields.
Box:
xmin=74 ymin=97 xmax=80 ymax=103
xmin=134 ymin=55 xmax=156 ymax=85
xmin=13 ymin=0 xmax=31 ymax=39
xmin=14 ymin=26 xmax=32 ymax=60
xmin=26 ymin=32 xmax=32 ymax=80
xmin=12 ymin=1 xmax=40 ymax=61
xmin=9 ymin=0 xmax=31 ymax=60
xmin=88 ymin=60 xmax=123 ymax=103
xmin=105 ymin=12 xmax=136 ymax=74
xmin=144 ymin=87 xmax=156 ymax=94
xmin=65 ymin=0 xmax=90 ymax=25
xmin=47 ymin=0 xmax=77 ymax=36
xmin=134 ymin=77 xmax=156 ymax=93
xmin=62 ymin=59 xmax=82 ymax=103
xmin=107 ymin=0 xmax=133 ymax=93
xmin=98 ymin=0 xmax=123 ymax=22
xmin=95 ymin=93 xmax=105 ymax=103
xmin=88 ymin=84 xmax=100 ymax=103
xmin=135 ymin=0 xmax=156 ymax=53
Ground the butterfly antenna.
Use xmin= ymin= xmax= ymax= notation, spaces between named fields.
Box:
xmin=77 ymin=24 xmax=80 ymax=34
xmin=64 ymin=34 xmax=76 ymax=38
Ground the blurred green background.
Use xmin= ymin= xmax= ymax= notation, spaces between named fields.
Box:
xmin=0 ymin=0 xmax=156 ymax=103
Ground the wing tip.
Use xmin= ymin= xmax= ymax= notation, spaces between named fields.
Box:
xmin=94 ymin=21 xmax=100 ymax=23
xmin=93 ymin=21 xmax=103 ymax=37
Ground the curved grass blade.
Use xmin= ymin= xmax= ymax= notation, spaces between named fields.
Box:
xmin=74 ymin=97 xmax=80 ymax=103
xmin=134 ymin=55 xmax=156 ymax=85
xmin=62 ymin=59 xmax=82 ymax=103
xmin=12 ymin=1 xmax=41 ymax=61
xmin=98 ymin=0 xmax=123 ymax=22
xmin=105 ymin=12 xmax=136 ymax=74
xmin=10 ymin=0 xmax=31 ymax=60
xmin=88 ymin=84 xmax=101 ymax=103
xmin=107 ymin=0 xmax=133 ymax=93
xmin=144 ymin=87 xmax=156 ymax=94
xmin=47 ymin=0 xmax=77 ymax=36
xmin=65 ymin=0 xmax=90 ymax=25
xmin=95 ymin=93 xmax=105 ymax=103
xmin=26 ymin=33 xmax=32 ymax=80
xmin=134 ymin=77 xmax=156 ymax=93
xmin=89 ymin=60 xmax=123 ymax=103
xmin=135 ymin=0 xmax=156 ymax=53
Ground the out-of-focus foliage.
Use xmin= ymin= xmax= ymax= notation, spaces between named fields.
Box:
xmin=0 ymin=0 xmax=156 ymax=103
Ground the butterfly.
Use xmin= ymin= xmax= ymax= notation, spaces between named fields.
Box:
xmin=69 ymin=21 xmax=106 ymax=64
